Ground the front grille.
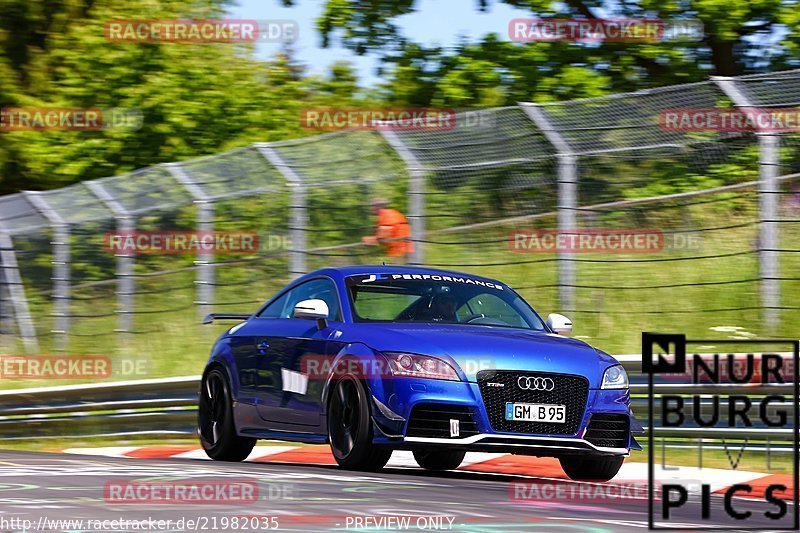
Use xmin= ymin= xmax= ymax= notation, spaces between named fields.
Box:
xmin=406 ymin=403 xmax=479 ymax=438
xmin=584 ymin=413 xmax=629 ymax=448
xmin=477 ymin=370 xmax=588 ymax=435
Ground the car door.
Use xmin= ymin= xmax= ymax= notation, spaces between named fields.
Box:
xmin=253 ymin=277 xmax=343 ymax=427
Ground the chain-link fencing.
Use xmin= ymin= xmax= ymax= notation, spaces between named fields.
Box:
xmin=1 ymin=70 xmax=799 ymax=373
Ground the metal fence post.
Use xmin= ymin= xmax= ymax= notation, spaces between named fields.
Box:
xmin=0 ymin=232 xmax=39 ymax=352
xmin=24 ymin=191 xmax=71 ymax=351
xmin=165 ymin=163 xmax=215 ymax=320
xmin=195 ymin=202 xmax=215 ymax=317
xmin=520 ymin=104 xmax=577 ymax=312
xmin=758 ymin=133 xmax=780 ymax=329
xmin=377 ymin=129 xmax=426 ymax=265
xmin=115 ymin=215 xmax=135 ymax=335
xmin=0 ymin=242 xmax=7 ymax=344
xmin=86 ymin=181 xmax=135 ymax=336
xmin=556 ymin=153 xmax=578 ymax=310
xmin=712 ymin=76 xmax=780 ymax=329
xmin=255 ymin=144 xmax=307 ymax=278
xmin=0 ymin=260 xmax=8 ymax=351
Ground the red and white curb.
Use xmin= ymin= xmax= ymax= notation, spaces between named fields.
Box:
xmin=59 ymin=445 xmax=792 ymax=500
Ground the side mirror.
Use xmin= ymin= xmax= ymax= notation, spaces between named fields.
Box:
xmin=293 ymin=299 xmax=329 ymax=329
xmin=546 ymin=313 xmax=573 ymax=336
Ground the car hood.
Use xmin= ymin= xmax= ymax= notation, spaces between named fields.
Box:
xmin=346 ymin=323 xmax=618 ymax=387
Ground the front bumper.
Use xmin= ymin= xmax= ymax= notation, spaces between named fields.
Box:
xmin=369 ymin=376 xmax=633 ymax=457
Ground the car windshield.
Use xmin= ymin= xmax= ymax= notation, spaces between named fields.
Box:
xmin=346 ymin=273 xmax=546 ymax=330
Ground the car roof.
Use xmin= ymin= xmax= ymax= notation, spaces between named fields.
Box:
xmin=303 ymin=265 xmax=508 ymax=288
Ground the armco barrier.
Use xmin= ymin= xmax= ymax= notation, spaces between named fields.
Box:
xmin=0 ymin=375 xmax=200 ymax=439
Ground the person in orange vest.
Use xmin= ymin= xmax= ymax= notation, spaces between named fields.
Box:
xmin=362 ymin=197 xmax=414 ymax=261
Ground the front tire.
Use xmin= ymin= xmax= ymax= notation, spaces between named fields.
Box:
xmin=559 ymin=455 xmax=624 ymax=481
xmin=413 ymin=450 xmax=466 ymax=471
xmin=198 ymin=368 xmax=256 ymax=462
xmin=327 ymin=374 xmax=392 ymax=471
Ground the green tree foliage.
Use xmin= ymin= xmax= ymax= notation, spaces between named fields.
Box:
xmin=0 ymin=0 xmax=363 ymax=194
xmin=315 ymin=0 xmax=798 ymax=106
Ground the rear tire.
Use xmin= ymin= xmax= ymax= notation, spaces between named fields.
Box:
xmin=328 ymin=374 xmax=392 ymax=471
xmin=198 ymin=368 xmax=256 ymax=462
xmin=559 ymin=455 xmax=624 ymax=481
xmin=413 ymin=450 xmax=466 ymax=471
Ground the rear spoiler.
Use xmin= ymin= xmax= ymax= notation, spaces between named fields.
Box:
xmin=202 ymin=313 xmax=251 ymax=325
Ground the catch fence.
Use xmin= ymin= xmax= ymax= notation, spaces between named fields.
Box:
xmin=1 ymin=71 xmax=799 ymax=360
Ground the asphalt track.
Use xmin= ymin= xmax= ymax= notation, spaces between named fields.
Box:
xmin=0 ymin=450 xmax=792 ymax=532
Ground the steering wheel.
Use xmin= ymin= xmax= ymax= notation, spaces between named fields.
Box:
xmin=462 ymin=313 xmax=486 ymax=323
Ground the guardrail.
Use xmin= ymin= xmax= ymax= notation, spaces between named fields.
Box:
xmin=0 ymin=376 xmax=200 ymax=439
xmin=0 ymin=356 xmax=794 ymax=442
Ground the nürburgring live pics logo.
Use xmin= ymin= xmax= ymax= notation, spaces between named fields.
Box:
xmin=643 ymin=332 xmax=799 ymax=530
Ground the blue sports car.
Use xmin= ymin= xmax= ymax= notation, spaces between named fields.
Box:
xmin=198 ymin=266 xmax=639 ymax=480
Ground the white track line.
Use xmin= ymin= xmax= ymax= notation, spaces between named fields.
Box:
xmin=61 ymin=446 xmax=142 ymax=458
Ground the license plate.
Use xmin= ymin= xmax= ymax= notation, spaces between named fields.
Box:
xmin=505 ymin=402 xmax=566 ymax=423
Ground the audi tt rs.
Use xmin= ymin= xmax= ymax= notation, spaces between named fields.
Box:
xmin=198 ymin=266 xmax=640 ymax=480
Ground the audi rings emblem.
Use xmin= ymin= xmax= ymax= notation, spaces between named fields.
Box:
xmin=517 ymin=376 xmax=555 ymax=392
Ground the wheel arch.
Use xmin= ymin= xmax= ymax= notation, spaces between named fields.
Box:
xmin=203 ymin=346 xmax=241 ymax=400
xmin=320 ymin=342 xmax=388 ymax=413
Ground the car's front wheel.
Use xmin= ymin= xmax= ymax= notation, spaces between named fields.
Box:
xmin=327 ymin=374 xmax=392 ymax=471
xmin=198 ymin=368 xmax=256 ymax=461
xmin=413 ymin=450 xmax=466 ymax=471
xmin=559 ymin=455 xmax=624 ymax=481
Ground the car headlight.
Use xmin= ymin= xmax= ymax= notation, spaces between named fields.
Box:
xmin=384 ymin=352 xmax=460 ymax=381
xmin=601 ymin=365 xmax=628 ymax=389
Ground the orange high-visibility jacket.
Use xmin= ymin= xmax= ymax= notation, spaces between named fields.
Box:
xmin=376 ymin=208 xmax=414 ymax=257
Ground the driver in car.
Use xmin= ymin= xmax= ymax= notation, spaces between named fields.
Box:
xmin=428 ymin=293 xmax=458 ymax=322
